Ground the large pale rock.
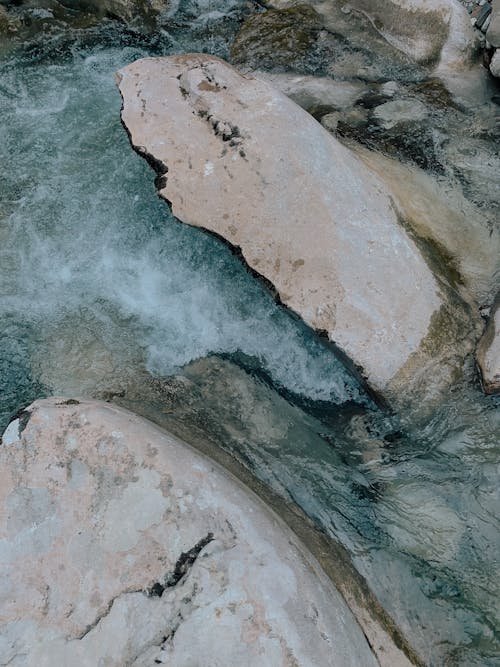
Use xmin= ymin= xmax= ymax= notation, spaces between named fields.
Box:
xmin=351 ymin=145 xmax=500 ymax=304
xmin=269 ymin=0 xmax=478 ymax=68
xmin=0 ymin=398 xmax=380 ymax=666
xmin=117 ymin=54 xmax=476 ymax=403
xmin=476 ymin=296 xmax=500 ymax=393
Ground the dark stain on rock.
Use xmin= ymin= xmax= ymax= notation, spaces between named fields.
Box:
xmin=148 ymin=532 xmax=214 ymax=597
xmin=198 ymin=80 xmax=220 ymax=92
xmin=2 ymin=407 xmax=31 ymax=443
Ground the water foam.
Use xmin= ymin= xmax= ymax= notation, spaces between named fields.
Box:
xmin=0 ymin=46 xmax=364 ymax=420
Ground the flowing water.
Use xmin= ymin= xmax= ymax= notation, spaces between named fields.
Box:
xmin=0 ymin=7 xmax=499 ymax=666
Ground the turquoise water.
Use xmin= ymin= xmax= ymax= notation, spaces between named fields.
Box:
xmin=0 ymin=15 xmax=499 ymax=667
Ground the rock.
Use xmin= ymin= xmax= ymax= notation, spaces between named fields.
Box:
xmin=0 ymin=397 xmax=380 ymax=666
xmin=372 ymin=98 xmax=428 ymax=129
xmin=117 ymin=54 xmax=478 ymax=406
xmin=253 ymin=72 xmax=366 ymax=113
xmin=1 ymin=0 xmax=167 ymax=33
xmin=269 ymin=0 xmax=478 ymax=66
xmin=53 ymin=0 xmax=168 ymax=25
xmin=376 ymin=483 xmax=465 ymax=564
xmin=472 ymin=1 xmax=492 ymax=30
xmin=229 ymin=5 xmax=322 ymax=70
xmin=352 ymin=146 xmax=499 ymax=304
xmin=0 ymin=5 xmax=20 ymax=36
xmin=490 ymin=47 xmax=500 ymax=75
xmin=486 ymin=0 xmax=500 ymax=45
xmin=267 ymin=0 xmax=485 ymax=101
xmin=380 ymin=80 xmax=400 ymax=97
xmin=476 ymin=295 xmax=500 ymax=393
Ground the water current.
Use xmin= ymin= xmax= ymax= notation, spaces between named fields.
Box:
xmin=0 ymin=6 xmax=498 ymax=666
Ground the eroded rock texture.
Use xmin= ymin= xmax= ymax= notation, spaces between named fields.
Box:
xmin=117 ymin=54 xmax=478 ymax=407
xmin=0 ymin=398 xmax=381 ymax=666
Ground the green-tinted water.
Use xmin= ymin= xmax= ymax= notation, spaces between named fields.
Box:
xmin=0 ymin=8 xmax=498 ymax=665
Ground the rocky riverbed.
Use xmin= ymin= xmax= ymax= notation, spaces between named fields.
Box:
xmin=0 ymin=1 xmax=499 ymax=665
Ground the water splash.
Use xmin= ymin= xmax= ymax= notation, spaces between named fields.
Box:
xmin=0 ymin=44 xmax=365 ymax=428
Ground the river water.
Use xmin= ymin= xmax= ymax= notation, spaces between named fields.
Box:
xmin=0 ymin=8 xmax=499 ymax=666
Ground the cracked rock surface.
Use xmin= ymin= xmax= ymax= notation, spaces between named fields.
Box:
xmin=0 ymin=398 xmax=379 ymax=666
xmin=117 ymin=54 xmax=479 ymax=408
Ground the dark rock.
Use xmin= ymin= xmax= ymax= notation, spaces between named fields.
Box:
xmin=230 ymin=5 xmax=322 ymax=70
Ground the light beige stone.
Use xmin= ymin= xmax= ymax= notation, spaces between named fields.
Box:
xmin=0 ymin=398 xmax=381 ymax=666
xmin=253 ymin=71 xmax=366 ymax=112
xmin=477 ymin=296 xmax=500 ymax=394
xmin=117 ymin=54 xmax=477 ymax=403
xmin=351 ymin=144 xmax=500 ymax=304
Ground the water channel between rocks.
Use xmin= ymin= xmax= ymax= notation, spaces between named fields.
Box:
xmin=0 ymin=12 xmax=499 ymax=667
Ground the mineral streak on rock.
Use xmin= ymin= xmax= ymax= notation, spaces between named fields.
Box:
xmin=0 ymin=397 xmax=384 ymax=666
xmin=117 ymin=54 xmax=477 ymax=405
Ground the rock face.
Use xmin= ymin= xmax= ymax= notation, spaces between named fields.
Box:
xmin=264 ymin=0 xmax=484 ymax=100
xmin=268 ymin=0 xmax=478 ymax=69
xmin=230 ymin=4 xmax=322 ymax=69
xmin=490 ymin=48 xmax=500 ymax=77
xmin=118 ymin=54 xmax=478 ymax=404
xmin=477 ymin=297 xmax=500 ymax=393
xmin=351 ymin=145 xmax=499 ymax=304
xmin=486 ymin=0 xmax=500 ymax=47
xmin=253 ymin=72 xmax=366 ymax=113
xmin=0 ymin=398 xmax=380 ymax=667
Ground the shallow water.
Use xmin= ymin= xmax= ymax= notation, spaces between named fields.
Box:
xmin=0 ymin=10 xmax=499 ymax=667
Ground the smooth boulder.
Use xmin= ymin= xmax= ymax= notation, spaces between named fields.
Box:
xmin=0 ymin=398 xmax=380 ymax=667
xmin=117 ymin=54 xmax=476 ymax=405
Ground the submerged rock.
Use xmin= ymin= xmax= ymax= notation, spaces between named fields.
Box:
xmin=0 ymin=398 xmax=380 ymax=666
xmin=118 ymin=54 xmax=477 ymax=406
xmin=477 ymin=296 xmax=500 ymax=393
xmin=253 ymin=72 xmax=366 ymax=114
xmin=0 ymin=5 xmax=20 ymax=36
xmin=372 ymin=98 xmax=428 ymax=129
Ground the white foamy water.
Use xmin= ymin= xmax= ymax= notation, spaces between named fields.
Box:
xmin=1 ymin=22 xmax=499 ymax=667
xmin=0 ymin=46 xmax=364 ymax=423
